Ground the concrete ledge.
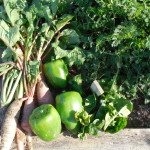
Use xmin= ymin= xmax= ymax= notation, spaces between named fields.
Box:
xmin=1 ymin=129 xmax=149 ymax=150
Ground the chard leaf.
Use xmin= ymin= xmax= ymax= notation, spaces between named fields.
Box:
xmin=25 ymin=5 xmax=37 ymax=26
xmin=32 ymin=0 xmax=60 ymax=23
xmin=0 ymin=20 xmax=20 ymax=46
xmin=60 ymin=29 xmax=80 ymax=45
xmin=41 ymin=23 xmax=49 ymax=33
xmin=45 ymin=30 xmax=54 ymax=40
xmin=3 ymin=0 xmax=20 ymax=25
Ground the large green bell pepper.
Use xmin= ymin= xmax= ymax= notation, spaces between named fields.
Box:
xmin=43 ymin=59 xmax=68 ymax=88
xmin=29 ymin=104 xmax=61 ymax=141
xmin=56 ymin=91 xmax=83 ymax=133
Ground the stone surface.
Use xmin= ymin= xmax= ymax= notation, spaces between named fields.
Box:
xmin=0 ymin=129 xmax=149 ymax=150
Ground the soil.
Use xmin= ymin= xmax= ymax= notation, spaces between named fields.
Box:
xmin=127 ymin=98 xmax=150 ymax=128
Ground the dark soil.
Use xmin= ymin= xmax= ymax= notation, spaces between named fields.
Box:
xmin=127 ymin=98 xmax=150 ymax=128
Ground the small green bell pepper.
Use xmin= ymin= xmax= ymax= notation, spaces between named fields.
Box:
xmin=29 ymin=104 xmax=61 ymax=141
xmin=56 ymin=91 xmax=83 ymax=133
xmin=43 ymin=59 xmax=68 ymax=88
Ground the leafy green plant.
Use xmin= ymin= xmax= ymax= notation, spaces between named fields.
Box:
xmin=59 ymin=0 xmax=150 ymax=104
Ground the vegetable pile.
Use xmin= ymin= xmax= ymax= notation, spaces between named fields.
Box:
xmin=1 ymin=0 xmax=149 ymax=149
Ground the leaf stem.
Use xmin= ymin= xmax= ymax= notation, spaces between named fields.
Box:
xmin=27 ymin=32 xmax=41 ymax=61
xmin=0 ymin=38 xmax=23 ymax=69
xmin=6 ymin=77 xmax=14 ymax=98
xmin=41 ymin=22 xmax=70 ymax=58
xmin=6 ymin=71 xmax=22 ymax=106
xmin=0 ymin=66 xmax=14 ymax=76
xmin=1 ymin=75 xmax=10 ymax=104
xmin=0 ymin=62 xmax=15 ymax=66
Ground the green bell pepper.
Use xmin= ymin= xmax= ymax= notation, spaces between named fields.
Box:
xmin=56 ymin=91 xmax=83 ymax=133
xmin=29 ymin=104 xmax=61 ymax=141
xmin=43 ymin=59 xmax=68 ymax=88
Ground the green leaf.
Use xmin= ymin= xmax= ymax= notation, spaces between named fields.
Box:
xmin=25 ymin=5 xmax=37 ymax=26
xmin=0 ymin=20 xmax=20 ymax=46
xmin=68 ymin=74 xmax=84 ymax=95
xmin=45 ymin=30 xmax=54 ymax=41
xmin=113 ymin=98 xmax=133 ymax=117
xmin=0 ymin=5 xmax=10 ymax=23
xmin=60 ymin=29 xmax=80 ymax=45
xmin=84 ymin=94 xmax=97 ymax=113
xmin=66 ymin=47 xmax=86 ymax=66
xmin=87 ymin=123 xmax=99 ymax=136
xmin=27 ymin=60 xmax=40 ymax=83
xmin=2 ymin=48 xmax=17 ymax=62
xmin=0 ymin=64 xmax=9 ymax=75
xmin=32 ymin=0 xmax=60 ymax=23
xmin=56 ymin=14 xmax=73 ymax=30
xmin=106 ymin=117 xmax=127 ymax=134
xmin=78 ymin=127 xmax=87 ymax=140
xmin=3 ymin=0 xmax=27 ymax=25
xmin=99 ymin=78 xmax=118 ymax=94
xmin=75 ymin=110 xmax=91 ymax=126
xmin=41 ymin=23 xmax=49 ymax=33
xmin=53 ymin=43 xmax=68 ymax=59
xmin=53 ymin=44 xmax=86 ymax=67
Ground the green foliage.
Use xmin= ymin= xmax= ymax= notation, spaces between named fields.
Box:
xmin=84 ymin=94 xmax=97 ymax=113
xmin=0 ymin=20 xmax=20 ymax=46
xmin=27 ymin=61 xmax=40 ymax=83
xmin=32 ymin=0 xmax=60 ymax=23
xmin=68 ymin=74 xmax=84 ymax=95
xmin=106 ymin=117 xmax=127 ymax=134
xmin=61 ymin=0 xmax=150 ymax=104
xmin=53 ymin=42 xmax=86 ymax=66
xmin=2 ymin=48 xmax=17 ymax=62
xmin=75 ymin=110 xmax=100 ymax=140
xmin=60 ymin=29 xmax=80 ymax=46
xmin=96 ymin=96 xmax=132 ymax=131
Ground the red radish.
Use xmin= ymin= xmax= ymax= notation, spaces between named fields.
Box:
xmin=21 ymin=93 xmax=35 ymax=150
xmin=21 ymin=96 xmax=35 ymax=134
xmin=37 ymin=80 xmax=54 ymax=106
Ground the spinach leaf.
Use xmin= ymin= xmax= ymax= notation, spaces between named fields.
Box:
xmin=106 ymin=117 xmax=127 ymax=134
